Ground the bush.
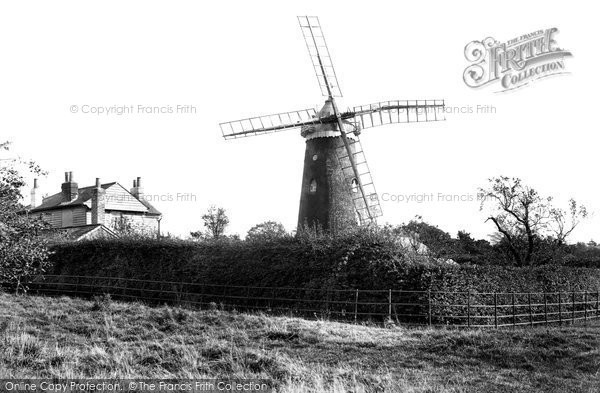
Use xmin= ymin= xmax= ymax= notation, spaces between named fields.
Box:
xmin=48 ymin=231 xmax=600 ymax=292
xmin=49 ymin=227 xmax=420 ymax=290
xmin=1 ymin=143 xmax=50 ymax=292
xmin=46 ymin=228 xmax=600 ymax=324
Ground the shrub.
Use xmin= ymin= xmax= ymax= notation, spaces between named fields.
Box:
xmin=49 ymin=228 xmax=413 ymax=289
xmin=46 ymin=227 xmax=600 ymax=324
xmin=48 ymin=231 xmax=600 ymax=293
xmin=1 ymin=142 xmax=51 ymax=293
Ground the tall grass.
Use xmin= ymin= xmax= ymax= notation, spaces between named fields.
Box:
xmin=1 ymin=292 xmax=599 ymax=392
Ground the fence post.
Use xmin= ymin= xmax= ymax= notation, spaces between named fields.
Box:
xmin=493 ymin=292 xmax=498 ymax=329
xmin=528 ymin=292 xmax=533 ymax=327
xmin=572 ymin=290 xmax=576 ymax=324
xmin=74 ymin=276 xmax=80 ymax=297
xmin=511 ymin=292 xmax=516 ymax=328
xmin=354 ymin=289 xmax=359 ymax=324
xmin=199 ymin=284 xmax=204 ymax=309
xmin=118 ymin=278 xmax=124 ymax=301
xmin=245 ymin=286 xmax=251 ymax=311
xmin=544 ymin=292 xmax=548 ymax=326
xmin=467 ymin=291 xmax=471 ymax=328
xmin=159 ymin=280 xmax=164 ymax=303
xmin=135 ymin=278 xmax=142 ymax=301
xmin=178 ymin=281 xmax=184 ymax=307
xmin=427 ymin=290 xmax=432 ymax=326
xmin=388 ymin=289 xmax=392 ymax=322
xmin=558 ymin=292 xmax=562 ymax=325
xmin=584 ymin=291 xmax=588 ymax=324
xmin=270 ymin=288 xmax=276 ymax=312
xmin=219 ymin=285 xmax=225 ymax=310
xmin=597 ymin=289 xmax=599 ymax=318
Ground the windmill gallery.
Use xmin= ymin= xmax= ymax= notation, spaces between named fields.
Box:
xmin=220 ymin=16 xmax=445 ymax=233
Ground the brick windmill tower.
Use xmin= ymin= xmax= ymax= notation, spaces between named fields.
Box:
xmin=221 ymin=16 xmax=445 ymax=233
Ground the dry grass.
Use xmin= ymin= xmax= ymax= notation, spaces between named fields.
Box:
xmin=1 ymin=292 xmax=599 ymax=392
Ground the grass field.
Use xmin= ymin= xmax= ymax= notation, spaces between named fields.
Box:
xmin=1 ymin=292 xmax=599 ymax=392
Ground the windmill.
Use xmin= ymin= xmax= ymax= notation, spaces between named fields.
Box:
xmin=220 ymin=16 xmax=445 ymax=233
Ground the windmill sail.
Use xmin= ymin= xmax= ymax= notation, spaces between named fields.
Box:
xmin=333 ymin=136 xmax=383 ymax=225
xmin=298 ymin=16 xmax=342 ymax=97
xmin=352 ymin=100 xmax=445 ymax=130
xmin=220 ymin=108 xmax=319 ymax=139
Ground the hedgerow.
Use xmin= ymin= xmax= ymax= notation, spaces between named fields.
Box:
xmin=46 ymin=228 xmax=600 ymax=324
xmin=48 ymin=229 xmax=600 ymax=293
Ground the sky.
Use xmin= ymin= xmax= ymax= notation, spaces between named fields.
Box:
xmin=0 ymin=0 xmax=598 ymax=242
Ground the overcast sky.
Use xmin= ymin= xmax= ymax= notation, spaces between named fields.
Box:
xmin=1 ymin=0 xmax=598 ymax=242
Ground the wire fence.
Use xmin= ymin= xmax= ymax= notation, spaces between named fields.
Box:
xmin=3 ymin=275 xmax=600 ymax=328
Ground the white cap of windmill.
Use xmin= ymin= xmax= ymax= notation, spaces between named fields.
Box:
xmin=300 ymin=99 xmax=359 ymax=140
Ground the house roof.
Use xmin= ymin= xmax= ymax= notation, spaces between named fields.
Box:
xmin=138 ymin=198 xmax=162 ymax=216
xmin=30 ymin=183 xmax=115 ymax=212
xmin=29 ymin=182 xmax=161 ymax=216
xmin=41 ymin=224 xmax=117 ymax=242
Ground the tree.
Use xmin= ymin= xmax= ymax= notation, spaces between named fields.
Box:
xmin=0 ymin=142 xmax=50 ymax=292
xmin=191 ymin=205 xmax=230 ymax=240
xmin=548 ymin=199 xmax=588 ymax=246
xmin=246 ymin=221 xmax=287 ymax=242
xmin=479 ymin=176 xmax=587 ymax=266
xmin=394 ymin=217 xmax=454 ymax=258
xmin=453 ymin=230 xmax=497 ymax=264
xmin=111 ymin=215 xmax=156 ymax=239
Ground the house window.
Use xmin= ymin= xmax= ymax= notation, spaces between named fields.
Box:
xmin=309 ymin=179 xmax=317 ymax=193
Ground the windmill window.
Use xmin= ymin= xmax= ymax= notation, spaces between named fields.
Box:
xmin=309 ymin=179 xmax=317 ymax=193
xmin=312 ymin=154 xmax=318 ymax=161
xmin=351 ymin=178 xmax=358 ymax=193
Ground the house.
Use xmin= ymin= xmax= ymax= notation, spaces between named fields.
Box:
xmin=27 ymin=172 xmax=162 ymax=240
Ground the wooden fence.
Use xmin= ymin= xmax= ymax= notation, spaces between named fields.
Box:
xmin=4 ymin=275 xmax=600 ymax=328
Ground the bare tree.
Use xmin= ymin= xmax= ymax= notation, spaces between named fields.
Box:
xmin=479 ymin=176 xmax=587 ymax=266
xmin=549 ymin=199 xmax=588 ymax=246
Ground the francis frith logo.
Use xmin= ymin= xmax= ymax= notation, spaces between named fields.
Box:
xmin=463 ymin=28 xmax=572 ymax=92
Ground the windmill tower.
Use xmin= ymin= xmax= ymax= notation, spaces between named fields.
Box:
xmin=220 ymin=16 xmax=445 ymax=233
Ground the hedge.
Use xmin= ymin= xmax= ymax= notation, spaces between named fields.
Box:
xmin=48 ymin=237 xmax=600 ymax=292
xmin=46 ymin=235 xmax=600 ymax=324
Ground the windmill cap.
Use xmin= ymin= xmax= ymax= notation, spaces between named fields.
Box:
xmin=302 ymin=100 xmax=358 ymax=140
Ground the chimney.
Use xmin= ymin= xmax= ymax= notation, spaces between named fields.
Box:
xmin=91 ymin=177 xmax=106 ymax=225
xmin=130 ymin=179 xmax=138 ymax=197
xmin=30 ymin=178 xmax=40 ymax=208
xmin=133 ymin=176 xmax=144 ymax=201
xmin=61 ymin=171 xmax=78 ymax=202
